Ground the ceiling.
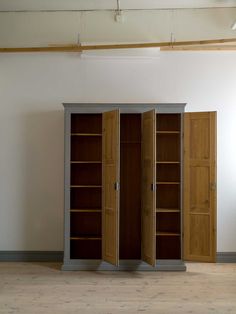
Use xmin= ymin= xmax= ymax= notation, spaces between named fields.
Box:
xmin=0 ymin=1 xmax=235 ymax=49
xmin=1 ymin=0 xmax=236 ymax=11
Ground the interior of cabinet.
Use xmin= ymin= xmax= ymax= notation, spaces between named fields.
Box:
xmin=70 ymin=188 xmax=101 ymax=209
xmin=156 ymin=113 xmax=181 ymax=259
xmin=156 ymin=235 xmax=181 ymax=259
xmin=156 ymin=114 xmax=181 ymax=131
xmin=70 ymin=212 xmax=101 ymax=237
xmin=69 ymin=112 xmax=183 ymax=262
xmin=156 ymin=134 xmax=180 ymax=162
xmin=71 ymin=114 xmax=102 ymax=134
xmin=70 ymin=114 xmax=102 ymax=259
xmin=156 ymin=163 xmax=180 ymax=182
xmin=120 ymin=114 xmax=141 ymax=259
xmin=70 ymin=240 xmax=102 ymax=259
xmin=71 ymin=163 xmax=102 ymax=186
xmin=71 ymin=136 xmax=102 ymax=162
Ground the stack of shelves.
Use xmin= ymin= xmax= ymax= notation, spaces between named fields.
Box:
xmin=156 ymin=114 xmax=181 ymax=259
xmin=70 ymin=114 xmax=102 ymax=259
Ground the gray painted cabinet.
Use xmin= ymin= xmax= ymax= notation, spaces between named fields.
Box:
xmin=62 ymin=103 xmax=190 ymax=271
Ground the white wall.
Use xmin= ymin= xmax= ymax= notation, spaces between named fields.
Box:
xmin=0 ymin=51 xmax=236 ymax=252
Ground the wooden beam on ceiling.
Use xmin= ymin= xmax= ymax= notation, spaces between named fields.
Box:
xmin=161 ymin=45 xmax=236 ymax=51
xmin=1 ymin=38 xmax=236 ymax=53
xmin=0 ymin=46 xmax=82 ymax=53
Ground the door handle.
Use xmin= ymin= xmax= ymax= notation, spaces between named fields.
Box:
xmin=210 ymin=182 xmax=216 ymax=191
xmin=151 ymin=183 xmax=156 ymax=191
xmin=114 ymin=182 xmax=120 ymax=191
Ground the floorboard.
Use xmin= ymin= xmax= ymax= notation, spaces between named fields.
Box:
xmin=0 ymin=262 xmax=235 ymax=313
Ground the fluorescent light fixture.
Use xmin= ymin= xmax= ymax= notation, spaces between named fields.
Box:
xmin=231 ymin=20 xmax=236 ymax=30
xmin=80 ymin=48 xmax=161 ymax=60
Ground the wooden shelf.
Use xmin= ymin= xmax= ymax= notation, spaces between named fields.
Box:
xmin=70 ymin=185 xmax=102 ymax=188
xmin=156 ymin=161 xmax=180 ymax=164
xmin=70 ymin=209 xmax=102 ymax=213
xmin=121 ymin=141 xmax=141 ymax=144
xmin=156 ymin=232 xmax=180 ymax=236
xmin=156 ymin=131 xmax=180 ymax=134
xmin=70 ymin=237 xmax=102 ymax=240
xmin=156 ymin=182 xmax=180 ymax=185
xmin=71 ymin=161 xmax=102 ymax=164
xmin=71 ymin=133 xmax=102 ymax=136
xmin=156 ymin=208 xmax=180 ymax=213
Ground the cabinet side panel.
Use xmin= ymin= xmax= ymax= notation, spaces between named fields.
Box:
xmin=63 ymin=109 xmax=71 ymax=263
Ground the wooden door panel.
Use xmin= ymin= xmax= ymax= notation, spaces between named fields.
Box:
xmin=189 ymin=215 xmax=210 ymax=257
xmin=184 ymin=112 xmax=216 ymax=262
xmin=141 ymin=110 xmax=156 ymax=266
xmin=190 ymin=166 xmax=210 ymax=212
xmin=189 ymin=116 xmax=210 ymax=159
xmin=102 ymin=110 xmax=120 ymax=266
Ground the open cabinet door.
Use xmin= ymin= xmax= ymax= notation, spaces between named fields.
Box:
xmin=102 ymin=110 xmax=120 ymax=266
xmin=184 ymin=112 xmax=216 ymax=262
xmin=141 ymin=110 xmax=156 ymax=266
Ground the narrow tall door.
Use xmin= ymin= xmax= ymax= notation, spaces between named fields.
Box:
xmin=141 ymin=110 xmax=156 ymax=266
xmin=184 ymin=112 xmax=216 ymax=262
xmin=102 ymin=110 xmax=120 ymax=266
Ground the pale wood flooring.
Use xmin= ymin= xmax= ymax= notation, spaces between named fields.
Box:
xmin=0 ymin=262 xmax=235 ymax=314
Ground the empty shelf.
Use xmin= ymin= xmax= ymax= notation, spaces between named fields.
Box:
xmin=70 ymin=185 xmax=102 ymax=188
xmin=156 ymin=232 xmax=180 ymax=236
xmin=156 ymin=208 xmax=180 ymax=213
xmin=156 ymin=182 xmax=180 ymax=185
xmin=70 ymin=209 xmax=102 ymax=213
xmin=70 ymin=237 xmax=102 ymax=240
xmin=71 ymin=133 xmax=102 ymax=136
xmin=156 ymin=131 xmax=180 ymax=134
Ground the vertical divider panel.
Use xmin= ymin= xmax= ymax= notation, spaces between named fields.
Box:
xmin=64 ymin=110 xmax=71 ymax=262
xmin=102 ymin=110 xmax=120 ymax=266
xmin=141 ymin=110 xmax=156 ymax=266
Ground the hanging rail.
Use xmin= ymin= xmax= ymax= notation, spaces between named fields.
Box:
xmin=1 ymin=37 xmax=236 ymax=53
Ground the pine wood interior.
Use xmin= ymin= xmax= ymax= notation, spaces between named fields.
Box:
xmin=156 ymin=113 xmax=181 ymax=259
xmin=70 ymin=239 xmax=102 ymax=259
xmin=70 ymin=212 xmax=101 ymax=237
xmin=156 ymin=134 xmax=180 ymax=162
xmin=120 ymin=114 xmax=141 ymax=259
xmin=156 ymin=212 xmax=180 ymax=233
xmin=70 ymin=186 xmax=102 ymax=210
xmin=69 ymin=112 xmax=182 ymax=261
xmin=156 ymin=114 xmax=181 ymax=131
xmin=156 ymin=185 xmax=180 ymax=209
xmin=70 ymin=114 xmax=102 ymax=259
xmin=71 ymin=163 xmax=102 ymax=185
xmin=156 ymin=163 xmax=180 ymax=182
xmin=156 ymin=235 xmax=181 ymax=259
xmin=71 ymin=136 xmax=102 ymax=162
xmin=71 ymin=113 xmax=102 ymax=134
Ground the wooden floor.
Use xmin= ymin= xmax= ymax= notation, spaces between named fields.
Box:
xmin=0 ymin=263 xmax=235 ymax=314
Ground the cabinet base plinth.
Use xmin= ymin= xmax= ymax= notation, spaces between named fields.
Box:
xmin=62 ymin=259 xmax=186 ymax=271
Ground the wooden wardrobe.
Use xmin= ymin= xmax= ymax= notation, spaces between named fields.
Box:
xmin=62 ymin=103 xmax=216 ymax=271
